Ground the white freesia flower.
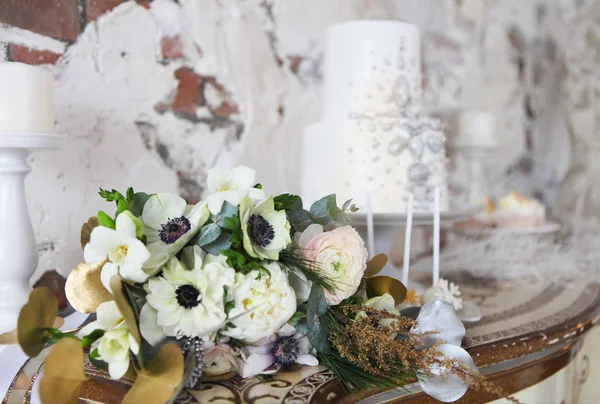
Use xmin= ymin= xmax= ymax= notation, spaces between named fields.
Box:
xmin=240 ymin=324 xmax=318 ymax=378
xmin=239 ymin=196 xmax=291 ymax=260
xmin=223 ymin=262 xmax=296 ymax=343
xmin=411 ymin=300 xmax=478 ymax=402
xmin=84 ymin=211 xmax=150 ymax=288
xmin=298 ymin=224 xmax=368 ymax=305
xmin=79 ymin=301 xmax=139 ymax=379
xmin=205 ymin=166 xmax=265 ymax=215
xmin=144 ymin=246 xmax=235 ymax=339
xmin=141 ymin=193 xmax=209 ymax=272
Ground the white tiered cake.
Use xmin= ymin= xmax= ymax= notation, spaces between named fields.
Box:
xmin=0 ymin=62 xmax=55 ymax=134
xmin=302 ymin=21 xmax=449 ymax=214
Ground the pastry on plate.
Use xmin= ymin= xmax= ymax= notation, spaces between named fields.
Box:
xmin=493 ymin=192 xmax=545 ymax=228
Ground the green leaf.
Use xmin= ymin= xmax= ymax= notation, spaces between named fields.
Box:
xmin=131 ymin=192 xmax=150 ymax=217
xmin=89 ymin=348 xmax=108 ymax=370
xmin=254 ymin=183 xmax=263 ymax=189
xmin=274 ymin=194 xmax=301 ymax=211
xmin=339 ymin=295 xmax=364 ymax=306
xmin=97 ymin=211 xmax=116 ymax=229
xmin=307 ymin=284 xmax=328 ymax=326
xmin=342 ymin=199 xmax=353 ymax=211
xmin=202 ymin=232 xmax=232 ymax=256
xmin=307 ymin=317 xmax=330 ymax=354
xmin=122 ymin=211 xmax=145 ymax=239
xmin=287 ymin=209 xmax=313 ymax=232
xmin=211 ymin=202 xmax=238 ymax=228
xmin=195 ymin=223 xmax=222 ymax=247
xmin=288 ymin=311 xmax=306 ymax=327
xmin=309 ymin=194 xmax=338 ymax=226
xmin=295 ymin=318 xmax=308 ymax=335
xmin=81 ymin=329 xmax=105 ymax=349
xmin=117 ymin=199 xmax=128 ymax=213
xmin=126 ymin=187 xmax=135 ymax=203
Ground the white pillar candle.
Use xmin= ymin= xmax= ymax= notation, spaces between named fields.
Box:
xmin=0 ymin=62 xmax=55 ymax=134
xmin=401 ymin=195 xmax=414 ymax=287
xmin=454 ymin=110 xmax=497 ymax=147
xmin=433 ymin=187 xmax=440 ymax=286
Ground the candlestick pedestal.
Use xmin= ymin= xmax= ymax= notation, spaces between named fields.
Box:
xmin=453 ymin=141 xmax=497 ymax=206
xmin=0 ymin=132 xmax=63 ymax=333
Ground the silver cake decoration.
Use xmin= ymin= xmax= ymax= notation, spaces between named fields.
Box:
xmin=427 ymin=134 xmax=444 ymax=153
xmin=408 ymin=136 xmax=424 ymax=159
xmin=408 ymin=162 xmax=431 ymax=183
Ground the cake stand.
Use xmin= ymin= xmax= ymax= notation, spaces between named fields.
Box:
xmin=0 ymin=132 xmax=63 ymax=333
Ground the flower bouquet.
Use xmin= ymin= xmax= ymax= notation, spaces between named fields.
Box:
xmin=12 ymin=166 xmax=495 ymax=403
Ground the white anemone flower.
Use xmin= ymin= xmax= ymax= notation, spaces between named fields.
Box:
xmin=83 ymin=211 xmax=150 ymax=288
xmin=240 ymin=196 xmax=291 ymax=261
xmin=240 ymin=323 xmax=318 ymax=378
xmin=141 ymin=193 xmax=209 ymax=273
xmin=205 ymin=166 xmax=265 ymax=215
xmin=144 ymin=246 xmax=235 ymax=339
xmin=79 ymin=301 xmax=139 ymax=379
xmin=411 ymin=300 xmax=478 ymax=402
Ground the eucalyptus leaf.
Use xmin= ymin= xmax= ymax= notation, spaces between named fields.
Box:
xmin=195 ymin=223 xmax=222 ymax=247
xmin=202 ymin=232 xmax=232 ymax=256
xmin=307 ymin=284 xmax=328 ymax=327
xmin=287 ymin=311 xmax=306 ymax=327
xmin=307 ymin=317 xmax=330 ymax=354
xmin=309 ymin=194 xmax=338 ymax=226
xmin=211 ymin=202 xmax=238 ymax=228
xmin=295 ymin=318 xmax=309 ymax=335
xmin=342 ymin=199 xmax=353 ymax=211
xmin=287 ymin=209 xmax=313 ymax=232
xmin=131 ymin=192 xmax=151 ymax=217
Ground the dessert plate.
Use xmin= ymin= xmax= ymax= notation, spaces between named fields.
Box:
xmin=452 ymin=220 xmax=561 ymax=236
xmin=348 ymin=205 xmax=482 ymax=226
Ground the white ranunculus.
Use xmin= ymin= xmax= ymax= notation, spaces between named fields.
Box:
xmin=239 ymin=196 xmax=291 ymax=261
xmin=223 ymin=262 xmax=296 ymax=343
xmin=298 ymin=224 xmax=368 ymax=305
xmin=205 ymin=166 xmax=265 ymax=215
xmin=144 ymin=246 xmax=235 ymax=339
xmin=78 ymin=301 xmax=139 ymax=379
xmin=83 ymin=212 xmax=150 ymax=287
xmin=141 ymin=193 xmax=210 ymax=273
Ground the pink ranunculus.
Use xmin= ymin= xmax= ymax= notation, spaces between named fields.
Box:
xmin=298 ymin=224 xmax=368 ymax=305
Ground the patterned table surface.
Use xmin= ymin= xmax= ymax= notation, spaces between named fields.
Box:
xmin=4 ymin=274 xmax=600 ymax=404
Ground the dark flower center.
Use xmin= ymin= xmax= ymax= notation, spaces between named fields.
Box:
xmin=270 ymin=335 xmax=299 ymax=367
xmin=248 ymin=214 xmax=275 ymax=248
xmin=159 ymin=216 xmax=191 ymax=244
xmin=176 ymin=285 xmax=201 ymax=309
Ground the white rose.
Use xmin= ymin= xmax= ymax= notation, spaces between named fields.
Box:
xmin=298 ymin=224 xmax=368 ymax=305
xmin=222 ymin=262 xmax=296 ymax=343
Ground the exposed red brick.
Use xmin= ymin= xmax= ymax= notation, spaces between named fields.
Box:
xmin=161 ymin=35 xmax=184 ymax=60
xmin=155 ymin=67 xmax=203 ymax=117
xmin=136 ymin=0 xmax=152 ymax=9
xmin=9 ymin=44 xmax=62 ymax=65
xmin=34 ymin=270 xmax=68 ymax=310
xmin=87 ymin=0 xmax=122 ymax=22
xmin=204 ymin=76 xmax=239 ymax=117
xmin=287 ymin=55 xmax=303 ymax=74
xmin=0 ymin=0 xmax=80 ymax=41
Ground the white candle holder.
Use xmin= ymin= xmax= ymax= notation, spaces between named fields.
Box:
xmin=0 ymin=132 xmax=63 ymax=333
xmin=453 ymin=140 xmax=497 ymax=206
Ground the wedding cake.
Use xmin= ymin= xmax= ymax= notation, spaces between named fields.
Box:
xmin=0 ymin=62 xmax=55 ymax=134
xmin=302 ymin=21 xmax=449 ymax=213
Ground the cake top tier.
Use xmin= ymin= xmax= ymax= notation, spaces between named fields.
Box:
xmin=322 ymin=20 xmax=422 ymax=120
xmin=0 ymin=62 xmax=55 ymax=134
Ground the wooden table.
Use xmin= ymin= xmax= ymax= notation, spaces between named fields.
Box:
xmin=4 ymin=274 xmax=600 ymax=403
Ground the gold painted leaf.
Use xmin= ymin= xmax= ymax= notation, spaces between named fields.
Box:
xmin=0 ymin=317 xmax=64 ymax=345
xmin=65 ymin=261 xmax=112 ymax=314
xmin=123 ymin=343 xmax=184 ymax=404
xmin=39 ymin=338 xmax=87 ymax=404
xmin=80 ymin=216 xmax=99 ymax=250
xmin=110 ymin=275 xmax=141 ymax=345
xmin=365 ymin=276 xmax=407 ymax=306
xmin=17 ymin=287 xmax=58 ymax=357
xmin=364 ymin=254 xmax=389 ymax=278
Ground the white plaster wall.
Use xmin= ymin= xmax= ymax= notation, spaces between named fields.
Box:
xmin=0 ymin=0 xmax=583 ymax=280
